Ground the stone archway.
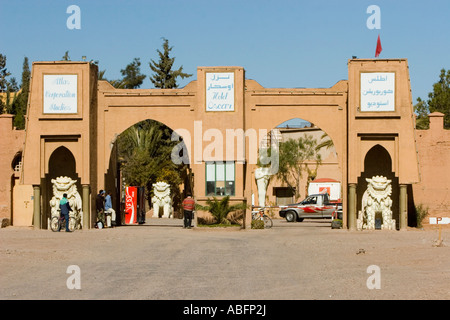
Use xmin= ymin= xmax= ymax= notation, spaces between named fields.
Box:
xmin=43 ymin=146 xmax=80 ymax=229
xmin=254 ymin=118 xmax=342 ymax=210
xmin=18 ymin=60 xmax=420 ymax=230
xmin=104 ymin=119 xmax=192 ymax=226
xmin=357 ymin=144 xmax=399 ymax=230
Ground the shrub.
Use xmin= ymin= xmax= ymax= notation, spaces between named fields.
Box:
xmin=251 ymin=219 xmax=265 ymax=229
xmin=196 ymin=196 xmax=247 ymax=225
xmin=415 ymin=204 xmax=429 ymax=228
xmin=331 ymin=219 xmax=342 ymax=229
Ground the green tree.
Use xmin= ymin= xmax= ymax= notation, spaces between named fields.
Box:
xmin=4 ymin=79 xmax=19 ymax=114
xmin=315 ymin=132 xmax=334 ymax=151
xmin=7 ymin=77 xmax=19 ymax=91
xmin=118 ymin=120 xmax=172 ymax=185
xmin=196 ymin=196 xmax=247 ymax=225
xmin=109 ymin=79 xmax=125 ymax=88
xmin=90 ymin=60 xmax=107 ymax=81
xmin=98 ymin=69 xmax=107 ymax=80
xmin=276 ymin=135 xmax=322 ymax=201
xmin=117 ymin=120 xmax=187 ymax=210
xmin=119 ymin=58 xmax=146 ymax=89
xmin=427 ymin=68 xmax=450 ymax=129
xmin=11 ymin=57 xmax=31 ymax=129
xmin=414 ymin=68 xmax=450 ymax=129
xmin=0 ymin=55 xmax=11 ymax=110
xmin=413 ymin=97 xmax=429 ymax=129
xmin=149 ymin=38 xmax=192 ymax=88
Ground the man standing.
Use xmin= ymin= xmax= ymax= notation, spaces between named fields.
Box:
xmin=96 ymin=190 xmax=105 ymax=227
xmin=59 ymin=193 xmax=72 ymax=232
xmin=182 ymin=194 xmax=195 ymax=229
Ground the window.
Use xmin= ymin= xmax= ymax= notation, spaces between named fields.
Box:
xmin=274 ymin=187 xmax=294 ymax=206
xmin=206 ymin=161 xmax=235 ymax=196
xmin=302 ymin=196 xmax=317 ymax=205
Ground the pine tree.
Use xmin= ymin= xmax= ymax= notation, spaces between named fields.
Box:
xmin=149 ymin=38 xmax=192 ymax=89
xmin=5 ymin=79 xmax=19 ymax=114
xmin=12 ymin=57 xmax=31 ymax=129
xmin=0 ymin=54 xmax=10 ymax=91
xmin=119 ymin=58 xmax=146 ymax=89
xmin=0 ymin=53 xmax=11 ymax=113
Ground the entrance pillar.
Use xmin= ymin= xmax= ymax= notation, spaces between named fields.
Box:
xmin=82 ymin=185 xmax=90 ymax=229
xmin=244 ymin=200 xmax=251 ymax=230
xmin=399 ymin=184 xmax=407 ymax=231
xmin=348 ymin=184 xmax=357 ymax=230
xmin=33 ymin=185 xmax=41 ymax=229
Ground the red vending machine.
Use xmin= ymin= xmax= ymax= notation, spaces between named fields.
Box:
xmin=124 ymin=186 xmax=138 ymax=224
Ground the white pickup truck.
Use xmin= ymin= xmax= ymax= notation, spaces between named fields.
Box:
xmin=279 ymin=193 xmax=342 ymax=222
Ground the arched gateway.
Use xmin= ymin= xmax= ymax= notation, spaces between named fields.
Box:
xmin=18 ymin=59 xmax=419 ymax=230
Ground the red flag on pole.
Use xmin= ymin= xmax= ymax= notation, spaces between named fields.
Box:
xmin=375 ymin=34 xmax=382 ymax=57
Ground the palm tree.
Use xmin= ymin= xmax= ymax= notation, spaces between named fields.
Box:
xmin=117 ymin=120 xmax=187 ymax=211
xmin=118 ymin=121 xmax=165 ymax=160
xmin=196 ymin=196 xmax=247 ymax=224
xmin=315 ymin=132 xmax=334 ymax=151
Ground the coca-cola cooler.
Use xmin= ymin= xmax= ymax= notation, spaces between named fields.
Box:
xmin=124 ymin=186 xmax=146 ymax=225
xmin=125 ymin=186 xmax=137 ymax=224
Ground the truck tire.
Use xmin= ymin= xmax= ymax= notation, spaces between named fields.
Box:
xmin=285 ymin=211 xmax=297 ymax=222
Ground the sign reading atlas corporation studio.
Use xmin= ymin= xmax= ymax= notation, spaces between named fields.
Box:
xmin=206 ymin=72 xmax=234 ymax=112
xmin=43 ymin=74 xmax=78 ymax=114
xmin=360 ymin=72 xmax=395 ymax=112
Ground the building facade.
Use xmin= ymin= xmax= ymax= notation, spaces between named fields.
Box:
xmin=2 ymin=58 xmax=440 ymax=230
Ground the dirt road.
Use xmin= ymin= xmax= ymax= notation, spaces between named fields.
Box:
xmin=1 ymin=219 xmax=449 ymax=300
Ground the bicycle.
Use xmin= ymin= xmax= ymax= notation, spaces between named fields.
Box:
xmin=50 ymin=214 xmax=76 ymax=232
xmin=251 ymin=208 xmax=273 ymax=229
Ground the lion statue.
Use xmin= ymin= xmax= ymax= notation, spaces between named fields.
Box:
xmin=151 ymin=181 xmax=172 ymax=218
xmin=359 ymin=175 xmax=395 ymax=230
xmin=49 ymin=176 xmax=83 ymax=229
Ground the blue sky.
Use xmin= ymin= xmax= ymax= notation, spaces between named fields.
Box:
xmin=1 ymin=0 xmax=449 ymax=103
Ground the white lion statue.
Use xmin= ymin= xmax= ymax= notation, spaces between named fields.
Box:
xmin=151 ymin=181 xmax=172 ymax=218
xmin=359 ymin=175 xmax=395 ymax=230
xmin=49 ymin=176 xmax=83 ymax=229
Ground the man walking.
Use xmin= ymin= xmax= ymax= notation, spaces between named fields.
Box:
xmin=182 ymin=194 xmax=195 ymax=229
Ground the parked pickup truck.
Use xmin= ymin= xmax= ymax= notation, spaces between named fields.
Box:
xmin=279 ymin=193 xmax=342 ymax=222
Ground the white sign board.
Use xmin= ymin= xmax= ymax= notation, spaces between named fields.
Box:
xmin=43 ymin=75 xmax=78 ymax=114
xmin=429 ymin=217 xmax=450 ymax=225
xmin=360 ymin=72 xmax=395 ymax=112
xmin=308 ymin=182 xmax=341 ymax=201
xmin=206 ymin=72 xmax=234 ymax=112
